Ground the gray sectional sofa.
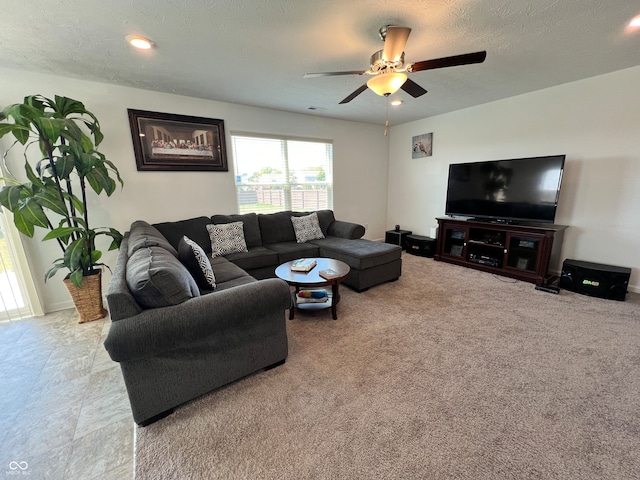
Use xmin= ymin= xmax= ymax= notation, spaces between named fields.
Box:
xmin=104 ymin=209 xmax=401 ymax=425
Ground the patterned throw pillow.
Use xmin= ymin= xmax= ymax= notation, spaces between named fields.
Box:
xmin=291 ymin=212 xmax=325 ymax=243
xmin=206 ymin=221 xmax=248 ymax=257
xmin=178 ymin=236 xmax=216 ymax=290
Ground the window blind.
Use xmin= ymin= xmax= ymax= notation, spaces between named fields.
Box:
xmin=231 ymin=134 xmax=333 ymax=214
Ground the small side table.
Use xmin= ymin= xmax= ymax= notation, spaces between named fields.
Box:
xmin=385 ymin=229 xmax=412 ymax=250
xmin=275 ymin=258 xmax=350 ymax=320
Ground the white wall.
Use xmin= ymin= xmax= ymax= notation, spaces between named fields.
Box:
xmin=0 ymin=68 xmax=389 ymax=312
xmin=388 ymin=65 xmax=640 ymax=293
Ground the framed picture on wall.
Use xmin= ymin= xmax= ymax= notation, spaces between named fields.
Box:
xmin=412 ymin=132 xmax=433 ymax=158
xmin=127 ymin=109 xmax=228 ymax=171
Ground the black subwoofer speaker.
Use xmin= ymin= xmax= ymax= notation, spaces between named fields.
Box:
xmin=405 ymin=234 xmax=436 ymax=257
xmin=560 ymin=259 xmax=631 ymax=301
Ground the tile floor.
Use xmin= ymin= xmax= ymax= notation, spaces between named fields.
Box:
xmin=0 ymin=309 xmax=134 ymax=479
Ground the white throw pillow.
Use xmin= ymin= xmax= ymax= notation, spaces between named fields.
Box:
xmin=178 ymin=236 xmax=216 ymax=290
xmin=291 ymin=212 xmax=325 ymax=243
xmin=206 ymin=222 xmax=248 ymax=257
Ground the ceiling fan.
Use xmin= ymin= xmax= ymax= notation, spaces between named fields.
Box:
xmin=304 ymin=25 xmax=487 ymax=104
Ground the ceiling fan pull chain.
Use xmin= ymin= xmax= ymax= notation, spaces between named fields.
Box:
xmin=384 ymin=103 xmax=389 ymax=136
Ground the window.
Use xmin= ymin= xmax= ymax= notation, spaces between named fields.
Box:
xmin=231 ymin=134 xmax=333 ymax=214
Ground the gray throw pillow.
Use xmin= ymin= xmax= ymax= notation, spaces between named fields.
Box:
xmin=127 ymin=220 xmax=179 ymax=258
xmin=206 ymin=221 xmax=248 ymax=257
xmin=126 ymin=247 xmax=200 ymax=309
xmin=291 ymin=212 xmax=325 ymax=243
xmin=178 ymin=236 xmax=216 ymax=291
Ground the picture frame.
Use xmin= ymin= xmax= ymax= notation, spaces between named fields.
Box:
xmin=412 ymin=132 xmax=433 ymax=158
xmin=127 ymin=109 xmax=228 ymax=171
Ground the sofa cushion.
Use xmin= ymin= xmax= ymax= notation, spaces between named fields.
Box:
xmin=126 ymin=247 xmax=200 ymax=309
xmin=258 ymin=211 xmax=297 ymax=244
xmin=178 ymin=236 xmax=216 ymax=291
xmin=314 ymin=210 xmax=336 ymax=236
xmin=291 ymin=212 xmax=325 ymax=243
xmin=153 ymin=217 xmax=212 ymax=254
xmin=263 ymin=242 xmax=319 ymax=264
xmin=127 ymin=220 xmax=178 ymax=258
xmin=210 ymin=256 xmax=255 ymax=285
xmin=211 ymin=213 xmax=262 ymax=248
xmin=310 ymin=237 xmax=402 ymax=270
xmin=207 ymin=222 xmax=248 ymax=257
xmin=223 ymin=246 xmax=280 ymax=271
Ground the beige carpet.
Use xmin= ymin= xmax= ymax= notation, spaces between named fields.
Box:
xmin=135 ymin=254 xmax=640 ymax=479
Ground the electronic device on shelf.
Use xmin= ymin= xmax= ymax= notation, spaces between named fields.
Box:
xmin=445 ymin=155 xmax=565 ymax=224
xmin=468 ymin=252 xmax=501 ymax=268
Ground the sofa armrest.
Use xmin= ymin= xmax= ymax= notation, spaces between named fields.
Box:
xmin=104 ymin=278 xmax=291 ymax=362
xmin=328 ymin=220 xmax=366 ymax=239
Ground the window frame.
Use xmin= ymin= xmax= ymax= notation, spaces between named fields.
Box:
xmin=230 ymin=132 xmax=334 ymax=215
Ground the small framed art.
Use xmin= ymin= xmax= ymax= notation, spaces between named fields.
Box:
xmin=412 ymin=132 xmax=433 ymax=158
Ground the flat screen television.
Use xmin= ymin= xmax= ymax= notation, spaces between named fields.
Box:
xmin=445 ymin=155 xmax=565 ymax=224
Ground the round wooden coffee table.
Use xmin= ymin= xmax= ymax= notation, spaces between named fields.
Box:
xmin=275 ymin=258 xmax=350 ymax=320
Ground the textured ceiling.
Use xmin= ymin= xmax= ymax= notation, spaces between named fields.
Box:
xmin=1 ymin=0 xmax=639 ymax=125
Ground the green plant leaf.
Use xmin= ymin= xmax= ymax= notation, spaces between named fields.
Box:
xmin=43 ymin=226 xmax=82 ymax=241
xmin=64 ymin=238 xmax=86 ymax=271
xmin=70 ymin=216 xmax=87 ymax=229
xmin=86 ymin=165 xmax=114 ymax=195
xmin=69 ymin=269 xmax=84 ymax=288
xmin=12 ymin=211 xmax=35 ymax=237
xmin=17 ymin=198 xmax=49 ymax=229
xmin=44 ymin=261 xmax=65 ymax=282
xmin=102 ymin=158 xmax=124 ymax=188
xmin=25 ymin=95 xmax=48 ymax=114
xmin=0 ymin=185 xmax=25 ymax=211
xmin=33 ymin=190 xmax=68 ymax=217
xmin=40 ymin=153 xmax=74 ymax=181
xmin=35 ymin=117 xmax=64 ymax=143
xmin=54 ymin=96 xmax=86 ymax=117
xmin=24 ymin=162 xmax=45 ymax=189
xmin=0 ymin=123 xmax=31 ymax=142
xmin=62 ymin=118 xmax=84 ymax=144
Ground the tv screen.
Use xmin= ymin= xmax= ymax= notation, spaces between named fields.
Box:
xmin=445 ymin=155 xmax=565 ymax=224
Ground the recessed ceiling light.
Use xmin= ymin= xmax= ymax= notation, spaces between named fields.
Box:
xmin=126 ymin=35 xmax=154 ymax=50
xmin=630 ymin=15 xmax=640 ymax=27
xmin=390 ymin=99 xmax=403 ymax=106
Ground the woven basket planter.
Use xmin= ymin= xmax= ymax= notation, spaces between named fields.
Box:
xmin=63 ymin=270 xmax=108 ymax=323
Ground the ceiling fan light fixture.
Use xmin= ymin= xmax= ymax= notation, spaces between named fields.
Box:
xmin=367 ymin=72 xmax=407 ymax=96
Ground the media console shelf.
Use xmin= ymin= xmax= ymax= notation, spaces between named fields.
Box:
xmin=434 ymin=217 xmax=567 ymax=286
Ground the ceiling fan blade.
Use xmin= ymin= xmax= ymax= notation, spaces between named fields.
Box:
xmin=409 ymin=51 xmax=487 ymax=72
xmin=339 ymin=84 xmax=368 ymax=104
xmin=400 ymin=78 xmax=428 ymax=98
xmin=382 ymin=26 xmax=411 ymax=63
xmin=304 ymin=70 xmax=366 ymax=78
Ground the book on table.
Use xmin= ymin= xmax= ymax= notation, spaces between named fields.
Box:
xmin=290 ymin=258 xmax=317 ymax=272
xmin=318 ymin=268 xmax=340 ymax=280
xmin=297 ymin=289 xmax=328 ymax=303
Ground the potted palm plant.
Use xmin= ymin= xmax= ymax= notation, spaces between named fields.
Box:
xmin=0 ymin=94 xmax=123 ymax=322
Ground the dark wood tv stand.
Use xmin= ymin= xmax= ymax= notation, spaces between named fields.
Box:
xmin=434 ymin=217 xmax=567 ymax=286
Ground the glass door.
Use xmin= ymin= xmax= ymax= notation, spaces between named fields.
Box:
xmin=442 ymin=226 xmax=468 ymax=258
xmin=505 ymin=233 xmax=543 ymax=273
xmin=0 ymin=210 xmax=42 ymax=321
